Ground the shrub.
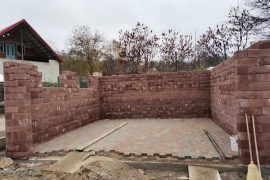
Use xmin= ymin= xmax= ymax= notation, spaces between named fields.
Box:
xmin=42 ymin=81 xmax=60 ymax=87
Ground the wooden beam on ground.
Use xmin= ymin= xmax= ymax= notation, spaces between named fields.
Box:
xmin=76 ymin=122 xmax=128 ymax=151
xmin=189 ymin=166 xmax=221 ymax=180
xmin=47 ymin=152 xmax=91 ymax=173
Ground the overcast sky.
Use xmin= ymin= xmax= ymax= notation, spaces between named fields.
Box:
xmin=0 ymin=0 xmax=239 ymax=51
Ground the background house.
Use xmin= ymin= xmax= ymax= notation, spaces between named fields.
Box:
xmin=0 ymin=19 xmax=61 ymax=82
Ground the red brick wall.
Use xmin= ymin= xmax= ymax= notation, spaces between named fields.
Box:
xmin=210 ymin=40 xmax=270 ymax=164
xmin=31 ymin=71 xmax=100 ymax=144
xmin=4 ymin=62 xmax=100 ymax=158
xmin=99 ymin=72 xmax=211 ymax=119
xmin=235 ymin=46 xmax=270 ymax=165
xmin=210 ymin=58 xmax=238 ymax=135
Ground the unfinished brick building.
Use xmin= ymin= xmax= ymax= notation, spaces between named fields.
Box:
xmin=4 ymin=40 xmax=270 ymax=164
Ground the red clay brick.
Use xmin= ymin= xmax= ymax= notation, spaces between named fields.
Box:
xmin=260 ymin=56 xmax=270 ymax=65
xmin=4 ymin=81 xmax=18 ymax=87
xmin=236 ymin=67 xmax=249 ymax=75
xmin=263 ymin=107 xmax=270 ymax=114
xmin=5 ymin=106 xmax=19 ymax=113
xmin=262 ymin=124 xmax=270 ymax=132
xmin=248 ymin=49 xmax=270 ymax=57
xmin=10 ymin=74 xmax=30 ymax=80
xmin=264 ymin=141 xmax=270 ymax=149
xmin=237 ymin=91 xmax=261 ymax=99
xmin=260 ymin=74 xmax=270 ymax=81
xmin=236 ymin=58 xmax=260 ymax=66
xmin=249 ymin=66 xmax=270 ymax=74
xmin=262 ymin=91 xmax=270 ymax=98
xmin=234 ymin=50 xmax=248 ymax=59
xmin=257 ymin=133 xmax=270 ymax=140
xmin=249 ymin=82 xmax=270 ymax=90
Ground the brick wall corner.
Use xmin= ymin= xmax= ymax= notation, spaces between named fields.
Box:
xmin=4 ymin=61 xmax=41 ymax=158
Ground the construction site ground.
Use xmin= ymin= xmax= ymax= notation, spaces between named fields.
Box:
xmin=34 ymin=118 xmax=238 ymax=160
xmin=0 ymin=151 xmax=252 ymax=180
xmin=1 ymin=118 xmax=270 ymax=179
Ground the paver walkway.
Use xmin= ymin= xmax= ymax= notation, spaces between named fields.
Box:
xmin=34 ymin=120 xmax=126 ymax=153
xmin=34 ymin=118 xmax=238 ymax=159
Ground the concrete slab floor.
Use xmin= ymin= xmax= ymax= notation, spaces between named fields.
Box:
xmin=34 ymin=118 xmax=238 ymax=160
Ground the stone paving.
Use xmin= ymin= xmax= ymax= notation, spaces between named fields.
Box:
xmin=34 ymin=120 xmax=126 ymax=153
xmin=34 ymin=118 xmax=238 ymax=159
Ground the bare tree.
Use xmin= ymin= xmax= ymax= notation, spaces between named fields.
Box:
xmin=198 ymin=24 xmax=232 ymax=62
xmin=246 ymin=0 xmax=270 ymax=38
xmin=101 ymin=50 xmax=117 ymax=76
xmin=142 ymin=34 xmax=159 ymax=73
xmin=228 ymin=6 xmax=261 ymax=50
xmin=68 ymin=26 xmax=104 ymax=75
xmin=118 ymin=22 xmax=159 ymax=74
xmin=160 ymin=30 xmax=193 ymax=71
xmin=100 ymin=40 xmax=121 ymax=76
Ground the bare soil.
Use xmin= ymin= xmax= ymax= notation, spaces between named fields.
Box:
xmin=0 ymin=154 xmax=265 ymax=180
xmin=0 ymin=156 xmax=149 ymax=180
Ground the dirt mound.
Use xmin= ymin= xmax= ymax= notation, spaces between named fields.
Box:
xmin=79 ymin=156 xmax=149 ymax=180
xmin=0 ymin=157 xmax=14 ymax=168
xmin=0 ymin=156 xmax=150 ymax=180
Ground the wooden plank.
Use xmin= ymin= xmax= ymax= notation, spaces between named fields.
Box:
xmin=189 ymin=166 xmax=221 ymax=180
xmin=47 ymin=152 xmax=91 ymax=173
xmin=76 ymin=122 xmax=128 ymax=151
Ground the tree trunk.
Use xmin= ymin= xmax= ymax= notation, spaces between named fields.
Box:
xmin=145 ymin=57 xmax=149 ymax=73
xmin=223 ymin=44 xmax=227 ymax=60
xmin=87 ymin=54 xmax=93 ymax=75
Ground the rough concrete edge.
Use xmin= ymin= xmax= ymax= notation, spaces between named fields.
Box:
xmin=123 ymin=161 xmax=270 ymax=175
xmin=0 ymin=137 xmax=5 ymax=151
xmin=13 ymin=159 xmax=270 ymax=176
xmin=97 ymin=150 xmax=238 ymax=161
xmin=32 ymin=149 xmax=239 ymax=162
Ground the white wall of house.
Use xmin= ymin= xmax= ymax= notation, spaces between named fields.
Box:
xmin=0 ymin=59 xmax=60 ymax=82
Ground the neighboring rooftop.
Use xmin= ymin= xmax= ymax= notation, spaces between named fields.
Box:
xmin=0 ymin=19 xmax=61 ymax=62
